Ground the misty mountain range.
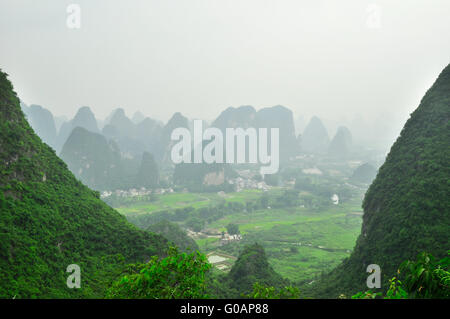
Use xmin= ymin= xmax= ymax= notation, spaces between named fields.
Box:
xmin=21 ymin=102 xmax=359 ymax=158
xmin=21 ymin=102 xmax=363 ymax=191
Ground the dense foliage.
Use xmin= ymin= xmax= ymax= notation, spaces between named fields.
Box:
xmin=106 ymin=247 xmax=211 ymax=298
xmin=226 ymin=223 xmax=240 ymax=235
xmin=310 ymin=63 xmax=450 ymax=297
xmin=352 ymin=251 xmax=449 ymax=299
xmin=147 ymin=220 xmax=199 ymax=252
xmin=0 ymin=70 xmax=167 ymax=298
xmin=224 ymin=244 xmax=287 ymax=295
xmin=400 ymin=251 xmax=449 ymax=298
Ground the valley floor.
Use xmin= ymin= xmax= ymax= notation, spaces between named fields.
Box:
xmin=114 ymin=190 xmax=363 ymax=283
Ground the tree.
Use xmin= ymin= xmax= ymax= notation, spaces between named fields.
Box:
xmin=226 ymin=223 xmax=240 ymax=235
xmin=186 ymin=217 xmax=205 ymax=232
xmin=352 ymin=251 xmax=450 ymax=299
xmin=106 ymin=247 xmax=211 ymax=299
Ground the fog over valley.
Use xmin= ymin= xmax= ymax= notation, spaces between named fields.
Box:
xmin=2 ymin=1 xmax=450 ymax=149
xmin=0 ymin=0 xmax=448 ymax=302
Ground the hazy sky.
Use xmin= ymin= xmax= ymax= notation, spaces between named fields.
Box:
xmin=1 ymin=0 xmax=449 ymax=131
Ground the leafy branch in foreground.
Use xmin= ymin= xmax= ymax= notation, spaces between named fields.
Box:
xmin=352 ymin=251 xmax=450 ymax=299
xmin=106 ymin=247 xmax=211 ymax=299
xmin=400 ymin=251 xmax=449 ymax=298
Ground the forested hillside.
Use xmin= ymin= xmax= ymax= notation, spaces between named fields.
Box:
xmin=0 ymin=70 xmax=168 ymax=298
xmin=310 ymin=63 xmax=450 ymax=297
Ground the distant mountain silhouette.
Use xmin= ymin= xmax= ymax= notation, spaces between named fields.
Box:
xmin=21 ymin=103 xmax=57 ymax=149
xmin=56 ymin=106 xmax=99 ymax=153
xmin=160 ymin=112 xmax=189 ymax=163
xmin=212 ymin=105 xmax=299 ymax=163
xmin=328 ymin=126 xmax=353 ymax=157
xmin=131 ymin=111 xmax=146 ymax=124
xmin=135 ymin=117 xmax=163 ymax=158
xmin=135 ymin=152 xmax=159 ymax=188
xmin=102 ymin=108 xmax=161 ymax=160
xmin=301 ymin=116 xmax=330 ymax=154
xmin=257 ymin=105 xmax=299 ymax=161
xmin=53 ymin=115 xmax=68 ymax=134
xmin=108 ymin=108 xmax=136 ymax=137
xmin=72 ymin=106 xmax=99 ymax=133
xmin=212 ymin=105 xmax=257 ymax=130
xmin=60 ymin=127 xmax=125 ymax=191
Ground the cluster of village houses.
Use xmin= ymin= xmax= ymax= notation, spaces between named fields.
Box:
xmin=100 ymin=187 xmax=174 ymax=199
xmin=100 ymin=174 xmax=270 ymax=199
xmin=220 ymin=232 xmax=242 ymax=246
xmin=186 ymin=228 xmax=242 ymax=246
xmin=228 ymin=176 xmax=270 ymax=192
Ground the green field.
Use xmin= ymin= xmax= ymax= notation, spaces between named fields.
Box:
xmin=198 ymin=203 xmax=362 ymax=282
xmin=115 ymin=189 xmax=267 ymax=215
xmin=115 ymin=189 xmax=363 ymax=283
